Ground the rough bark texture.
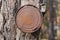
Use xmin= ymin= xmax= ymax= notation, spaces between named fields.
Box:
xmin=0 ymin=0 xmax=41 ymax=40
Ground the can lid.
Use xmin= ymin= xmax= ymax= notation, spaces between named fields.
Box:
xmin=16 ymin=5 xmax=43 ymax=33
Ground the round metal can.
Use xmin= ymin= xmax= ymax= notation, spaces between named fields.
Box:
xmin=15 ymin=5 xmax=43 ymax=33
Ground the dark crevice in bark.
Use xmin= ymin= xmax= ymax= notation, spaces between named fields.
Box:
xmin=31 ymin=27 xmax=41 ymax=40
xmin=4 ymin=36 xmax=6 ymax=40
xmin=6 ymin=27 xmax=11 ymax=32
xmin=19 ymin=0 xmax=21 ymax=7
xmin=3 ymin=14 xmax=7 ymax=33
xmin=14 ymin=0 xmax=21 ymax=17
xmin=4 ymin=0 xmax=6 ymax=1
xmin=14 ymin=38 xmax=16 ymax=40
xmin=13 ymin=0 xmax=18 ymax=16
xmin=3 ymin=15 xmax=6 ymax=26
xmin=0 ymin=31 xmax=2 ymax=34
xmin=0 ymin=0 xmax=2 ymax=9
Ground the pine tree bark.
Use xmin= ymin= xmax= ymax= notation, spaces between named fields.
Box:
xmin=0 ymin=0 xmax=40 ymax=40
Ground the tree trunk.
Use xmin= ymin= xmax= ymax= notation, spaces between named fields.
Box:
xmin=0 ymin=0 xmax=41 ymax=40
xmin=48 ymin=0 xmax=55 ymax=40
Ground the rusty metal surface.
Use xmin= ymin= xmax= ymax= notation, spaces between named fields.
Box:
xmin=16 ymin=5 xmax=43 ymax=33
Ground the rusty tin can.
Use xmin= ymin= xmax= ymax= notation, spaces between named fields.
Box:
xmin=15 ymin=5 xmax=43 ymax=33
